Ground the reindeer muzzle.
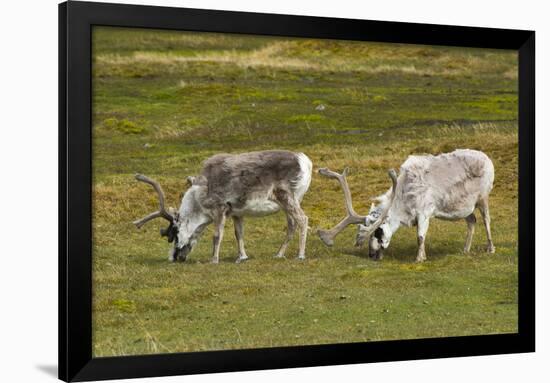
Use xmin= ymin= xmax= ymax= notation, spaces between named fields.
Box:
xmin=173 ymin=244 xmax=192 ymax=262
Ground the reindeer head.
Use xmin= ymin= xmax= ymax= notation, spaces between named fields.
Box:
xmin=133 ymin=174 xmax=212 ymax=262
xmin=317 ymin=167 xmax=397 ymax=260
xmin=355 ymin=200 xmax=393 ymax=260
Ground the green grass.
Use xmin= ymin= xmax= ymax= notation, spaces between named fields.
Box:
xmin=91 ymin=26 xmax=518 ymax=357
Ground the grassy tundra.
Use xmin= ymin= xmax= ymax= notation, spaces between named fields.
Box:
xmin=91 ymin=27 xmax=518 ymax=357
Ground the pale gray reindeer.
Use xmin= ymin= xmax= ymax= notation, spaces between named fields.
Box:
xmin=318 ymin=149 xmax=495 ymax=262
xmin=133 ymin=150 xmax=313 ymax=263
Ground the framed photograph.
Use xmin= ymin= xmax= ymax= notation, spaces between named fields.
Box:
xmin=59 ymin=1 xmax=535 ymax=381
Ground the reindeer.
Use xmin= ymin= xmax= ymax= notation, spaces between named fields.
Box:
xmin=317 ymin=149 xmax=495 ymax=262
xmin=133 ymin=150 xmax=313 ymax=263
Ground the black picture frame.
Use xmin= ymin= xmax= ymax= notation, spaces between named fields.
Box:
xmin=59 ymin=1 xmax=535 ymax=381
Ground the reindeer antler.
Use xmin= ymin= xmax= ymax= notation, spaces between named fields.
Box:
xmin=317 ymin=168 xmax=398 ymax=246
xmin=133 ymin=174 xmax=176 ymax=228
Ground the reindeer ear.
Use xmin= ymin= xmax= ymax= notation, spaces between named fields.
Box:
xmin=186 ymin=176 xmax=197 ymax=187
xmin=187 ymin=175 xmax=207 ymax=187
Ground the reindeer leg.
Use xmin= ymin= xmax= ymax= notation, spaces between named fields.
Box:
xmin=274 ymin=189 xmax=308 ymax=259
xmin=464 ymin=213 xmax=476 ymax=253
xmin=211 ymin=213 xmax=226 ymax=264
xmin=274 ymin=214 xmax=296 ymax=259
xmin=233 ymin=216 xmax=249 ymax=263
xmin=416 ymin=215 xmax=430 ymax=262
xmin=296 ymin=206 xmax=308 ymax=260
xmin=478 ymin=196 xmax=495 ymax=253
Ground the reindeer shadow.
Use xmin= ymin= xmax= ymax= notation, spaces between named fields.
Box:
xmin=136 ymin=254 xmax=247 ymax=266
xmin=134 ymin=254 xmax=205 ymax=266
xmin=339 ymin=240 xmax=465 ymax=263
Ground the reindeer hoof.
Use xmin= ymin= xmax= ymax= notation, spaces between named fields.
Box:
xmin=297 ymin=255 xmax=306 ymax=261
xmin=235 ymin=255 xmax=249 ymax=264
xmin=211 ymin=258 xmax=219 ymax=264
xmin=487 ymin=244 xmax=496 ymax=254
xmin=274 ymin=254 xmax=286 ymax=259
xmin=369 ymin=252 xmax=383 ymax=261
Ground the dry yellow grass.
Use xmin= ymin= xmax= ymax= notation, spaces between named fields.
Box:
xmin=95 ymin=39 xmax=515 ymax=77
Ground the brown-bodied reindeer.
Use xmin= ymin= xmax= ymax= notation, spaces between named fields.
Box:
xmin=133 ymin=150 xmax=312 ymax=263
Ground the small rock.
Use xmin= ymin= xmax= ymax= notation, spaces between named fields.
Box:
xmin=143 ymin=143 xmax=152 ymax=149
xmin=315 ymin=104 xmax=326 ymax=111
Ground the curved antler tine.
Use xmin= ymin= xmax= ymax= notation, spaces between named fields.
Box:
xmin=133 ymin=211 xmax=163 ymax=229
xmin=357 ymin=168 xmax=399 ymax=239
xmin=318 ymin=168 xmax=336 ymax=178
xmin=133 ymin=174 xmax=175 ymax=228
xmin=388 ymin=169 xmax=398 ymax=193
xmin=317 ymin=167 xmax=366 ymax=246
